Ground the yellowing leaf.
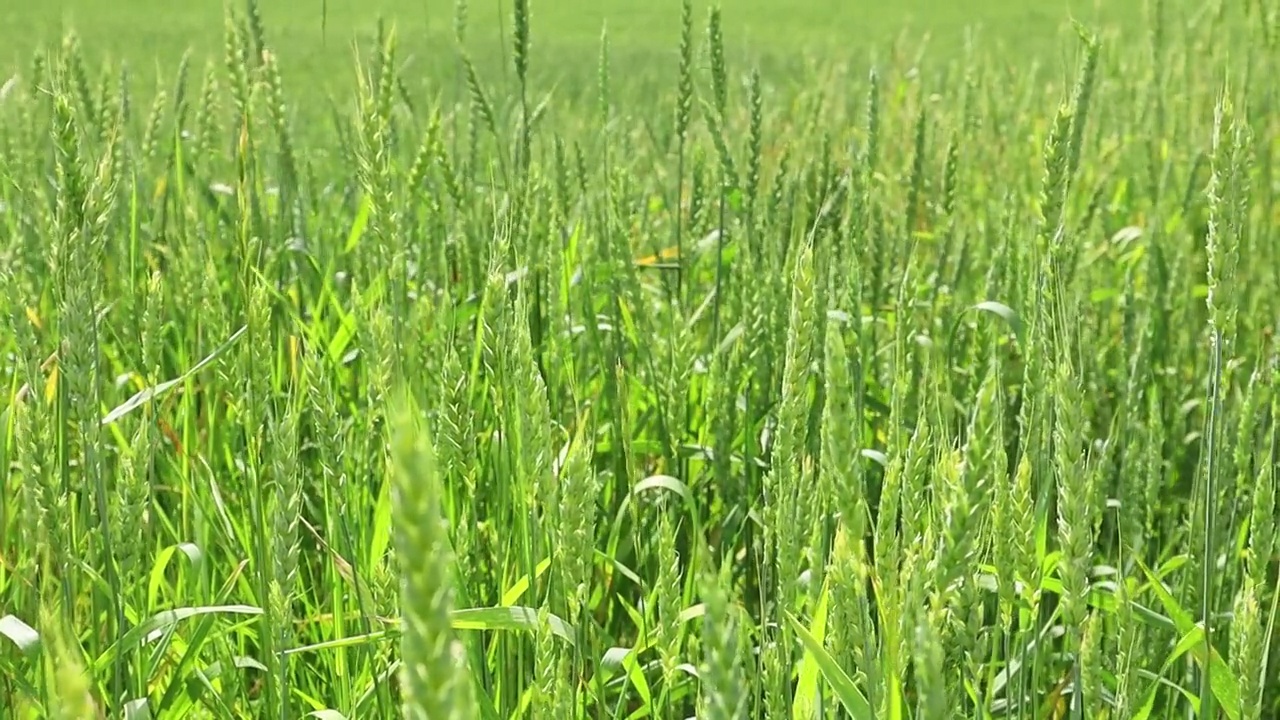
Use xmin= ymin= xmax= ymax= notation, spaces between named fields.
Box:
xmin=633 ymin=245 xmax=680 ymax=266
xmin=152 ymin=175 xmax=168 ymax=204
xmin=43 ymin=366 xmax=58 ymax=404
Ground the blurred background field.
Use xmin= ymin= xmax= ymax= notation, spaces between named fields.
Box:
xmin=4 ymin=0 xmax=1156 ymax=103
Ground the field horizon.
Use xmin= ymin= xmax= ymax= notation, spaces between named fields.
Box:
xmin=6 ymin=0 xmax=1171 ymax=110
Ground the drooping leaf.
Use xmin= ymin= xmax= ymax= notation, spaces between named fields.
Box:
xmin=94 ymin=605 xmax=264 ymax=673
xmin=1136 ymin=559 xmax=1241 ymax=720
xmin=102 ymin=325 xmax=247 ymax=425
xmin=971 ymin=300 xmax=1023 ymax=342
xmin=0 ymin=615 xmax=40 ymax=654
xmin=449 ymin=606 xmax=575 ymax=646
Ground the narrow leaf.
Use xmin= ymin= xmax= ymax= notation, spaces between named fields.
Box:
xmin=785 ymin=611 xmax=873 ymax=720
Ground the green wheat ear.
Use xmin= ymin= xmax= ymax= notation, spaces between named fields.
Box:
xmin=40 ymin=608 xmax=97 ymax=720
xmin=697 ymin=558 xmax=748 ymax=720
xmin=390 ymin=393 xmax=475 ymax=720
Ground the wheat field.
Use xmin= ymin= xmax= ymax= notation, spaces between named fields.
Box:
xmin=0 ymin=0 xmax=1278 ymax=718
